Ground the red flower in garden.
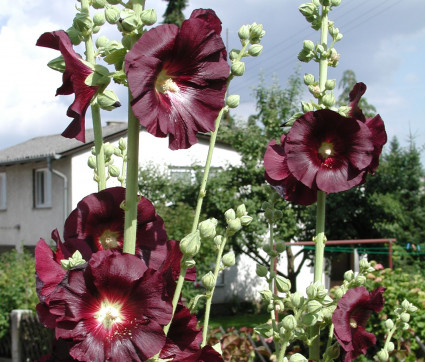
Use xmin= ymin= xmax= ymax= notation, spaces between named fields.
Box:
xmin=42 ymin=250 xmax=173 ymax=361
xmin=125 ymin=9 xmax=229 ymax=150
xmin=332 ymin=286 xmax=385 ymax=361
xmin=264 ymin=83 xmax=387 ymax=205
xmin=36 ymin=30 xmax=98 ymax=142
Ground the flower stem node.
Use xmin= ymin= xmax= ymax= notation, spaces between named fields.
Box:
xmin=231 ymin=61 xmax=245 ymax=76
xmin=384 ymin=319 xmax=394 ymax=330
xmin=140 ymin=9 xmax=157 ymax=26
xmin=66 ymin=26 xmax=83 ymax=45
xmin=198 ymin=218 xmax=218 ymax=240
xmin=226 ymin=95 xmax=240 ymax=108
xmin=289 ymin=353 xmax=308 ymax=362
xmin=179 ymin=230 xmax=201 ymax=258
xmin=282 ymin=315 xmax=297 ymax=331
xmin=238 ymin=25 xmax=250 ymax=41
xmin=248 ymin=44 xmax=263 ymax=57
xmin=202 ymin=272 xmax=216 ymax=291
xmin=275 ymin=276 xmax=291 ymax=293
xmin=92 ymin=0 xmax=107 ymax=9
xmin=60 ymin=250 xmax=86 ymax=270
xmin=105 ymin=5 xmax=120 ymax=24
xmin=222 ymin=251 xmax=235 ymax=267
xmin=376 ymin=349 xmax=389 ymax=362
xmin=97 ymin=90 xmax=121 ymax=111
xmin=256 ymin=264 xmax=268 ymax=277
xmin=93 ymin=12 xmax=106 ymax=26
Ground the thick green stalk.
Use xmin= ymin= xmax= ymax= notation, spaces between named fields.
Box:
xmin=201 ymin=235 xmax=227 ymax=347
xmin=268 ymin=224 xmax=280 ymax=354
xmin=123 ymin=89 xmax=140 ymax=255
xmin=310 ymin=6 xmax=329 ymax=361
xmin=81 ymin=0 xmax=106 ymax=191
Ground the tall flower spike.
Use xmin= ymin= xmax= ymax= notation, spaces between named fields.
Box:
xmin=36 ymin=30 xmax=99 ymax=142
xmin=125 ymin=9 xmax=229 ymax=150
xmin=332 ymin=286 xmax=385 ymax=361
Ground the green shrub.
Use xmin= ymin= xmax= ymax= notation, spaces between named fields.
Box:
xmin=0 ymin=249 xmax=38 ymax=338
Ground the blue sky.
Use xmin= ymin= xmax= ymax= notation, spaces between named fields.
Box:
xmin=0 ymin=0 xmax=424 ymax=159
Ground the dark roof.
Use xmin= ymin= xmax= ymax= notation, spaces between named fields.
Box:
xmin=0 ymin=123 xmax=128 ymax=166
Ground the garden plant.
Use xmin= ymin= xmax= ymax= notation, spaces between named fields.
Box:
xmin=33 ymin=0 xmax=419 ymax=361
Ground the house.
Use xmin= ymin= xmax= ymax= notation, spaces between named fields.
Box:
xmin=0 ymin=123 xmax=314 ymax=303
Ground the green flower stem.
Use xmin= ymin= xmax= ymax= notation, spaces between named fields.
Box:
xmin=201 ymin=235 xmax=228 ymax=347
xmin=268 ymin=223 xmax=281 ymax=354
xmin=323 ymin=323 xmax=335 ymax=362
xmin=383 ymin=324 xmax=397 ymax=351
xmin=122 ymin=89 xmax=140 ymax=255
xmin=81 ymin=0 xmax=106 ymax=191
xmin=163 ymin=264 xmax=186 ymax=335
xmin=310 ymin=5 xmax=329 ymax=361
xmin=277 ymin=340 xmax=289 ymax=362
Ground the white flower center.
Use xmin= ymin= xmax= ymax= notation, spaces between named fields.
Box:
xmin=349 ymin=318 xmax=357 ymax=329
xmin=156 ymin=70 xmax=180 ymax=94
xmin=99 ymin=229 xmax=119 ymax=249
xmin=318 ymin=141 xmax=335 ymax=160
xmin=95 ymin=301 xmax=123 ymax=330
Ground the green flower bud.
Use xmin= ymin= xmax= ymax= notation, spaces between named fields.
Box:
xmin=359 ymin=258 xmax=370 ymax=269
xmin=249 ymin=23 xmax=264 ymax=39
xmin=60 ymin=250 xmax=86 ymax=270
xmin=302 ymin=313 xmax=318 ymax=326
xmin=301 ymin=101 xmax=314 ymax=113
xmin=96 ymin=35 xmax=109 ymax=49
xmin=214 ymin=235 xmax=223 ymax=247
xmin=401 ymin=299 xmax=411 ymax=310
xmin=107 ymin=0 xmax=120 ymax=4
xmin=325 ymin=79 xmax=336 ymax=90
xmin=260 ymin=289 xmax=273 ymax=302
xmin=229 ymin=49 xmax=239 ymax=61
xmin=264 ymin=209 xmax=274 ymax=221
xmin=297 ymin=49 xmax=314 ymax=63
xmin=97 ymin=90 xmax=121 ymax=111
xmin=73 ymin=12 xmax=93 ymax=35
xmin=307 ymin=300 xmax=322 ymax=313
xmin=236 ymin=204 xmax=247 ymax=217
xmin=226 ymin=95 xmax=240 ymax=108
xmin=355 ymin=275 xmax=366 ymax=286
xmin=290 ymin=291 xmax=303 ymax=308
xmin=108 ymin=165 xmax=120 ymax=177
xmin=289 ymin=353 xmax=308 ymax=362
xmin=222 ymin=251 xmax=235 ymax=267
xmin=303 ymin=40 xmax=314 ymax=51
xmin=376 ymin=349 xmax=389 ymax=362
xmin=248 ymin=44 xmax=263 ymax=57
xmin=87 ymin=156 xmax=97 ymax=169
xmin=306 ymin=284 xmax=318 ymax=299
xmin=384 ymin=319 xmax=394 ymax=330
xmin=329 ymin=26 xmax=339 ymax=37
xmin=231 ymin=61 xmax=245 ymax=76
xmin=408 ymin=304 xmax=418 ymax=313
xmin=326 ymin=343 xmax=340 ymax=360
xmin=334 ymin=286 xmax=345 ymax=300
xmin=93 ymin=12 xmax=106 ymax=26
xmin=238 ymin=25 xmax=250 ymax=41
xmin=184 ymin=259 xmax=196 ymax=269
xmin=256 ymin=264 xmax=268 ymax=277
xmin=282 ymin=315 xmax=297 ymax=331
xmin=224 ymin=209 xmax=236 ymax=223
xmin=400 ymin=312 xmax=410 ymax=323
xmin=335 ymin=33 xmax=343 ymax=41
xmin=322 ymin=305 xmax=336 ymax=321
xmin=387 ymin=342 xmax=395 ymax=352
xmin=303 ymin=73 xmax=315 ymax=85
xmin=240 ymin=215 xmax=253 ymax=226
xmin=93 ymin=0 xmax=107 ymax=9
xmin=47 ymin=55 xmax=66 ymax=72
xmin=299 ymin=3 xmax=316 ymax=17
xmin=198 ymin=218 xmax=217 ymax=240
xmin=93 ymin=24 xmax=101 ymax=33
xmin=273 ymin=210 xmax=283 ymax=220
xmin=342 ymin=271 xmax=354 ymax=283
xmin=320 ymin=0 xmax=331 ymax=6
xmin=262 ymin=244 xmax=272 ymax=254
xmin=66 ymin=26 xmax=83 ymax=45
xmin=316 ymin=44 xmax=325 ymax=54
xmin=275 ymin=242 xmax=286 ymax=253
xmin=338 ymin=106 xmax=351 ymax=117
xmin=120 ymin=9 xmax=140 ymax=32
xmin=140 ymin=9 xmax=157 ymax=26
xmin=275 ymin=276 xmax=291 ymax=293
xmin=118 ymin=137 xmax=127 ymax=151
xmin=105 ymin=6 xmax=120 ymax=24
xmin=180 ymin=230 xmax=201 ymax=257
xmin=103 ymin=143 xmax=115 ymax=158
xmin=331 ymin=0 xmax=341 ymax=5
xmin=227 ymin=218 xmax=242 ymax=235
xmin=202 ymin=271 xmax=216 ymax=291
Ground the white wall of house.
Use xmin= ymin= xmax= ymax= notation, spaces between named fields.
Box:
xmin=0 ymin=157 xmax=71 ymax=249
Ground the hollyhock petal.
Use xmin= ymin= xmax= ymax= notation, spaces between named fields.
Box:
xmin=365 ymin=114 xmax=387 ymax=172
xmin=36 ymin=31 xmax=98 ymax=142
xmin=125 ymin=9 xmax=229 ymax=150
xmin=348 ymin=82 xmax=367 ymax=122
xmin=264 ymin=140 xmax=291 ymax=181
xmin=181 ymin=345 xmax=224 ymax=361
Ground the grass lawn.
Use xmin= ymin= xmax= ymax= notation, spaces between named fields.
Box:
xmin=208 ymin=312 xmax=269 ymax=330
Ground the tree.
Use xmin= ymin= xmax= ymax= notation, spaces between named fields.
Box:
xmin=162 ymin=0 xmax=188 ymax=26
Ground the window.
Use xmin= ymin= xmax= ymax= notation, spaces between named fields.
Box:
xmin=34 ymin=169 xmax=52 ymax=208
xmin=169 ymin=167 xmax=193 ymax=183
xmin=0 ymin=172 xmax=6 ymax=210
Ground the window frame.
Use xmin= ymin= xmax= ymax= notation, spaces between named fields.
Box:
xmin=34 ymin=168 xmax=52 ymax=208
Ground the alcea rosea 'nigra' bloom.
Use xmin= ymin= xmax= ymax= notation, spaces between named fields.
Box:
xmin=264 ymin=83 xmax=386 ymax=205
xmin=125 ymin=9 xmax=229 ymax=150
xmin=332 ymin=286 xmax=385 ymax=361
xmin=44 ymin=250 xmax=173 ymax=361
xmin=36 ymin=30 xmax=98 ymax=142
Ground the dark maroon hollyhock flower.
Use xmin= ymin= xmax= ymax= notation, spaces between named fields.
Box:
xmin=332 ymin=286 xmax=385 ymax=361
xmin=182 ymin=345 xmax=224 ymax=362
xmin=348 ymin=82 xmax=387 ymax=172
xmin=264 ymin=135 xmax=318 ymax=205
xmin=125 ymin=9 xmax=229 ymax=150
xmin=36 ymin=30 xmax=98 ymax=142
xmin=45 ymin=250 xmax=172 ymax=361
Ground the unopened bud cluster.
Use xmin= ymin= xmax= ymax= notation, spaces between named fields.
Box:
xmin=224 ymin=204 xmax=253 ymax=237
